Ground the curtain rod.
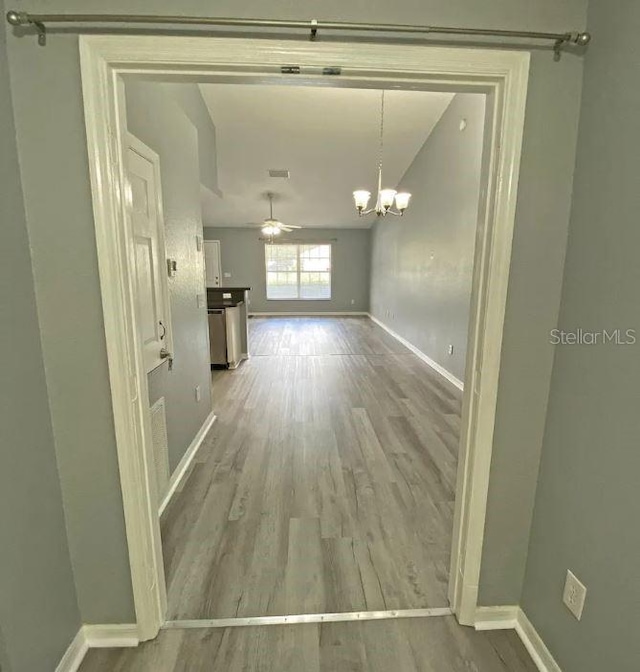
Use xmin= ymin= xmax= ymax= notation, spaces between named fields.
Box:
xmin=6 ymin=11 xmax=590 ymax=58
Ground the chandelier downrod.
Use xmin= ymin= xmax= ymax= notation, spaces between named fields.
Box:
xmin=353 ymin=90 xmax=412 ymax=218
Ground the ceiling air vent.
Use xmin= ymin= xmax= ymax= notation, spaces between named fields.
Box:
xmin=268 ymin=169 xmax=290 ymax=179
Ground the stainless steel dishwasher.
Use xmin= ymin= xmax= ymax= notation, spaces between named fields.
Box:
xmin=208 ymin=309 xmax=227 ymax=366
xmin=208 ymin=306 xmax=242 ymax=368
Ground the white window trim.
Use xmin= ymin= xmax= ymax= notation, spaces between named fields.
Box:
xmin=265 ymin=242 xmax=332 ymax=301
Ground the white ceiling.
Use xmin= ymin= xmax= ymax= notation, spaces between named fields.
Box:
xmin=198 ymin=84 xmax=454 ymax=229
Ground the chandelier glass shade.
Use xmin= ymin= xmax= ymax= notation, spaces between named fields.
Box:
xmin=353 ymin=90 xmax=412 ymax=217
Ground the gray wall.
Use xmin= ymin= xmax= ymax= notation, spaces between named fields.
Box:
xmin=521 ymin=2 xmax=640 ymax=669
xmin=0 ymin=8 xmax=81 ymax=670
xmin=4 ymin=0 xmax=587 ymax=622
xmin=204 ymin=228 xmax=371 ymax=313
xmin=164 ymin=83 xmax=221 ymax=197
xmin=370 ymin=93 xmax=485 ymax=381
xmin=126 ymin=80 xmax=213 ymax=473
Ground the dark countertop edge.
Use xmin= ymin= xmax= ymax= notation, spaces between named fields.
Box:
xmin=207 ymin=286 xmax=251 ymax=292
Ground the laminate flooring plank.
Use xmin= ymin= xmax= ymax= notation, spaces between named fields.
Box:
xmin=161 ymin=317 xmax=464 ymax=619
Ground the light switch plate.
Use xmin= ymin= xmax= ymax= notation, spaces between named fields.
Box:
xmin=563 ymin=570 xmax=587 ymax=620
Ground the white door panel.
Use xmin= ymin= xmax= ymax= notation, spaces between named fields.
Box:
xmin=204 ymin=240 xmax=221 ymax=287
xmin=127 ymin=135 xmax=171 ymax=373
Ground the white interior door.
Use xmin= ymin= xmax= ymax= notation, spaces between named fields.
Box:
xmin=127 ymin=134 xmax=172 ymax=373
xmin=204 ymin=240 xmax=222 ymax=287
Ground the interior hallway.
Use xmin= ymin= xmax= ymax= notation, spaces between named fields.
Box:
xmin=161 ymin=316 xmax=461 ymax=620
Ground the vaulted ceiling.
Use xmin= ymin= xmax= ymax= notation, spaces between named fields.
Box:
xmin=199 ymin=84 xmax=453 ymax=229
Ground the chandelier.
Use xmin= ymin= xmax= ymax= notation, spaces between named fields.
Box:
xmin=353 ymin=90 xmax=412 ymax=218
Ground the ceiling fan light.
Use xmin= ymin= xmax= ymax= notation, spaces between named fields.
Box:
xmin=353 ymin=190 xmax=371 ymax=211
xmin=380 ymin=189 xmax=397 ymax=209
xmin=262 ymin=224 xmax=281 ymax=236
xmin=395 ymin=192 xmax=411 ymax=212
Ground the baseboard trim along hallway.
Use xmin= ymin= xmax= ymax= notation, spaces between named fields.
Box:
xmin=367 ymin=313 xmax=464 ymax=391
xmin=164 ymin=607 xmax=454 ymax=630
xmin=56 ymin=624 xmax=139 ymax=671
xmin=516 ymin=610 xmax=563 ymax=672
xmin=55 ymin=628 xmax=88 ymax=672
xmin=474 ymin=605 xmax=519 ymax=630
xmin=249 ymin=311 xmax=369 ymax=317
xmin=159 ymin=411 xmax=217 ymax=516
xmin=475 ymin=607 xmax=562 ymax=672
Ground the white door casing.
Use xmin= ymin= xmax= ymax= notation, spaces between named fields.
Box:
xmin=79 ymin=35 xmax=530 ymax=640
xmin=204 ymin=240 xmax=222 ymax=287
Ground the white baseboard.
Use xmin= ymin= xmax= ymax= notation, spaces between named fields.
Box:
xmin=249 ymin=311 xmax=368 ymax=317
xmin=56 ymin=623 xmax=139 ymax=670
xmin=516 ymin=610 xmax=562 ymax=672
xmin=55 ymin=628 xmax=88 ymax=672
xmin=474 ymin=607 xmax=562 ymax=672
xmin=159 ymin=410 xmax=217 ymax=516
xmin=474 ymin=605 xmax=519 ymax=630
xmin=83 ymin=624 xmax=139 ymax=648
xmin=367 ymin=313 xmax=464 ymax=391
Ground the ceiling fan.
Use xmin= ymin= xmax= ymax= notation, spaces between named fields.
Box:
xmin=260 ymin=192 xmax=301 ymax=236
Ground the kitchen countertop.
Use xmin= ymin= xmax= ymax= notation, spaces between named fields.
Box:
xmin=207 ymin=286 xmax=251 ymax=292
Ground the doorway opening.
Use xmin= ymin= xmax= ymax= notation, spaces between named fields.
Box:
xmin=80 ymin=35 xmax=529 ymax=640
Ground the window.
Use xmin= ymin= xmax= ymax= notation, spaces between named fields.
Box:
xmin=265 ymin=243 xmax=332 ymax=300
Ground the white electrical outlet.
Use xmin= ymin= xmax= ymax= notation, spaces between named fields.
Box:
xmin=563 ymin=570 xmax=587 ymax=620
xmin=351 ymin=299 xmax=355 ymax=305
xmin=195 ymin=385 xmax=201 ymax=402
xmin=448 ymin=344 xmax=454 ymax=355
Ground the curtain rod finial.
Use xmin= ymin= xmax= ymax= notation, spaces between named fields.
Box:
xmin=574 ymin=32 xmax=591 ymax=46
xmin=6 ymin=10 xmax=28 ymax=26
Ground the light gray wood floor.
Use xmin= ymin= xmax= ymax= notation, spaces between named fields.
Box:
xmin=162 ymin=317 xmax=463 ymax=620
xmin=79 ymin=617 xmax=538 ymax=671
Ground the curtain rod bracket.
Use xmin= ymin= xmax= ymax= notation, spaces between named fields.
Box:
xmin=34 ymin=19 xmax=46 ymax=45
xmin=7 ymin=10 xmax=45 ymax=44
xmin=553 ymin=38 xmax=564 ymax=61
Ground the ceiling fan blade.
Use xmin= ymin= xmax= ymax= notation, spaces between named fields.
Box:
xmin=280 ymin=224 xmax=302 ymax=230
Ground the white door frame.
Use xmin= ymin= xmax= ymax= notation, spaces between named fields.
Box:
xmin=79 ymin=34 xmax=529 ymax=640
